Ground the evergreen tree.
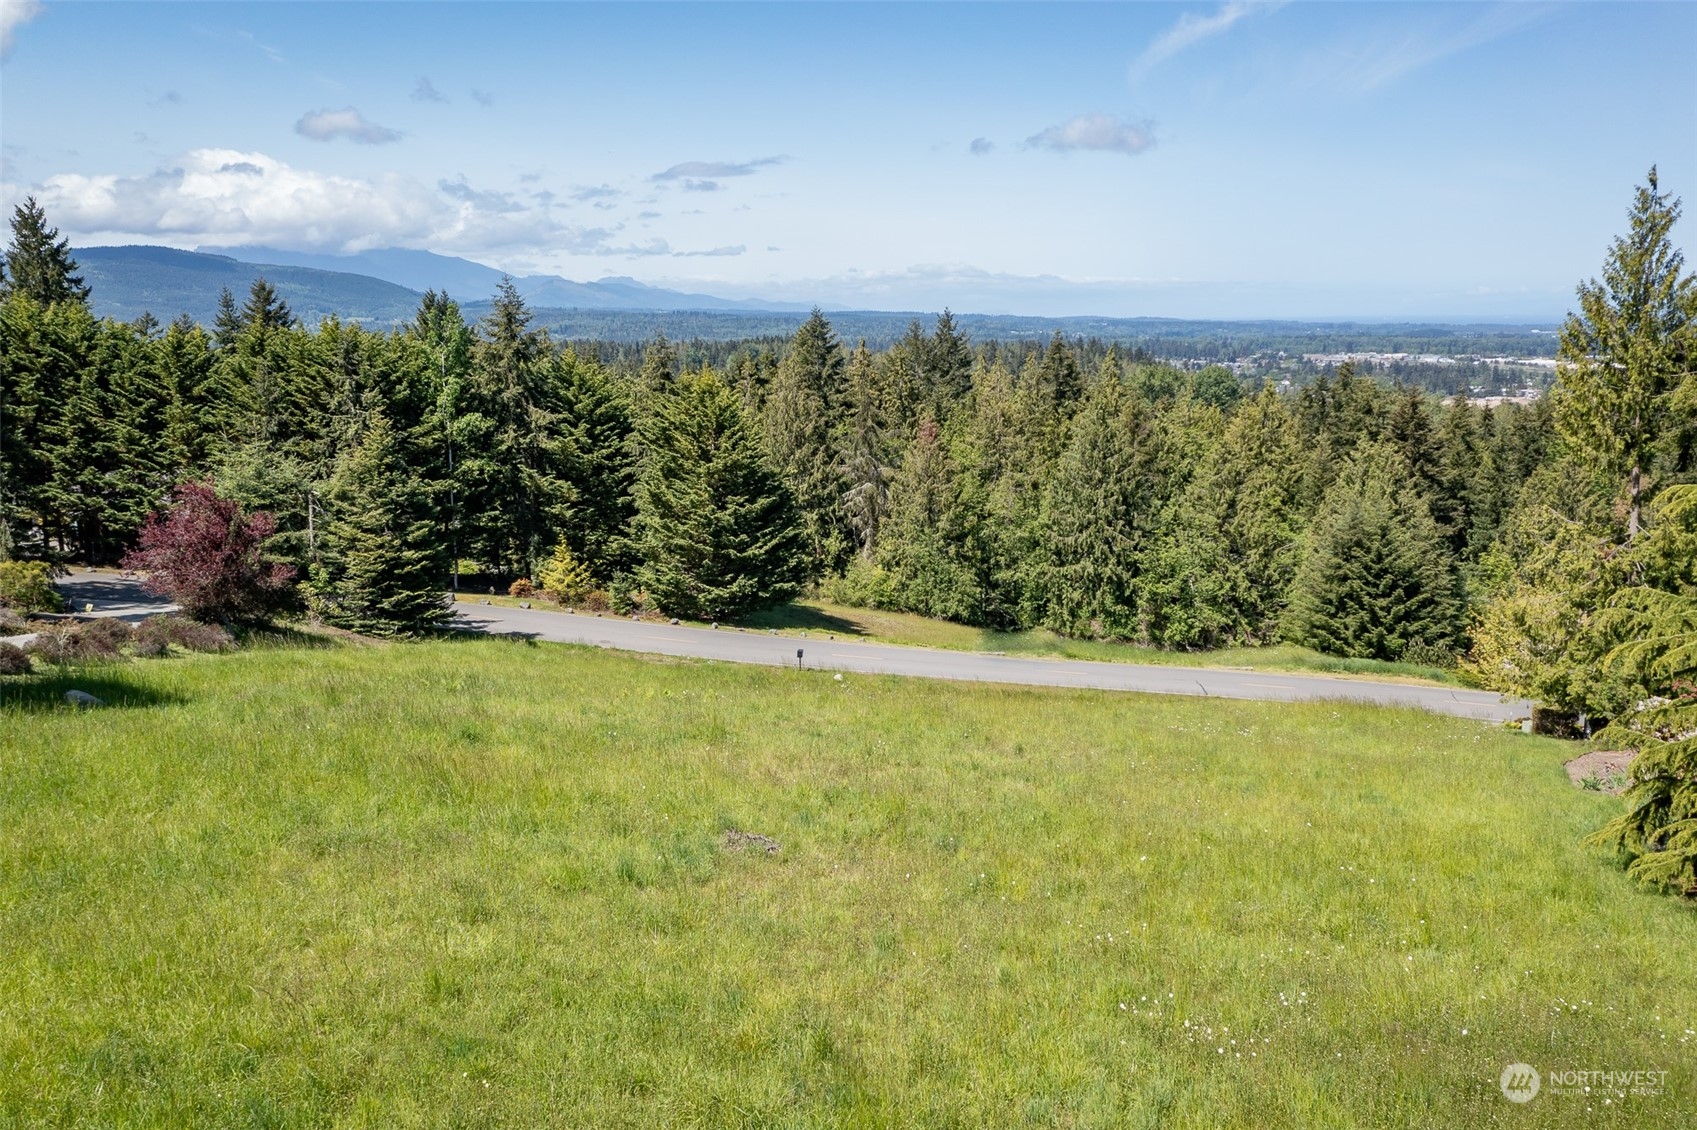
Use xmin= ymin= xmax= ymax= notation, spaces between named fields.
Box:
xmin=2 ymin=197 xmax=89 ymax=307
xmin=927 ymin=309 xmax=974 ymax=412
xmin=459 ymin=278 xmax=566 ymax=577
xmin=1585 ymin=485 xmax=1697 ymax=896
xmin=1142 ymin=385 xmax=1302 ymax=647
xmin=212 ymin=287 xmax=243 ymax=348
xmin=554 ymin=351 xmax=637 ymax=577
xmin=1554 ymin=167 xmax=1696 ymax=539
xmin=763 ymin=310 xmax=849 ymax=576
xmin=877 ymin=417 xmax=990 ymax=623
xmin=633 ymin=369 xmax=806 ymax=619
xmin=240 ymin=277 xmax=295 ymax=337
xmin=306 ymin=411 xmax=449 ymax=635
xmin=637 ymin=332 xmax=678 ymax=396
xmin=839 ymin=341 xmax=892 ymax=560
xmin=1283 ymin=443 xmax=1462 ymax=661
xmin=1037 ymin=380 xmax=1153 ymax=638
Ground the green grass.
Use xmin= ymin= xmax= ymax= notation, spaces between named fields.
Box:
xmin=2 ymin=639 xmax=1690 ymax=1127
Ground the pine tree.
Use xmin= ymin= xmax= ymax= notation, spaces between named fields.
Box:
xmin=459 ymin=278 xmax=566 ymax=578
xmin=633 ymin=369 xmax=806 ymax=619
xmin=1283 ymin=443 xmax=1462 ymax=661
xmin=1585 ymin=485 xmax=1697 ymax=896
xmin=877 ymin=417 xmax=989 ymax=622
xmin=306 ymin=411 xmax=449 ymax=635
xmin=554 ymin=351 xmax=637 ymax=577
xmin=240 ymin=277 xmax=295 ymax=337
xmin=1037 ymin=380 xmax=1152 ymax=638
xmin=839 ymin=341 xmax=892 ymax=560
xmin=2 ymin=197 xmax=89 ymax=307
xmin=212 ymin=287 xmax=243 ymax=348
xmin=638 ymin=332 xmax=678 ymax=396
xmin=1554 ymin=167 xmax=1696 ymax=539
xmin=1142 ymin=385 xmax=1302 ymax=647
xmin=764 ymin=311 xmax=849 ymax=576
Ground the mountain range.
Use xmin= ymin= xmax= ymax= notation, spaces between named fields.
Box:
xmin=75 ymin=244 xmax=816 ymax=330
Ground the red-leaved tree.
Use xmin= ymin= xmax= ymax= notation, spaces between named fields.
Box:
xmin=122 ymin=482 xmax=296 ymax=623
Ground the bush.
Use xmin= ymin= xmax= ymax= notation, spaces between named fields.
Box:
xmin=122 ymin=481 xmax=295 ymax=624
xmin=509 ymin=578 xmax=535 ymax=599
xmin=0 ymin=561 xmax=62 ymax=614
xmin=129 ymin=617 xmax=173 ymax=657
xmin=165 ymin=619 xmax=235 ymax=653
xmin=577 ymin=589 xmax=612 ymax=613
xmin=70 ymin=618 xmax=133 ymax=660
xmin=537 ymin=542 xmax=594 ymax=604
xmin=0 ymin=642 xmax=30 ymax=676
xmin=822 ymin=559 xmax=896 ymax=610
xmin=22 ymin=625 xmax=73 ymax=665
xmin=1400 ymin=639 xmax=1458 ymax=669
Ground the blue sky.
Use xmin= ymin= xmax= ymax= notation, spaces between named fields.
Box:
xmin=2 ymin=1 xmax=1693 ymax=318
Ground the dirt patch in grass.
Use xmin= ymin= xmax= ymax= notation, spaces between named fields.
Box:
xmin=722 ymin=829 xmax=781 ymax=854
xmin=1565 ymin=749 xmax=1636 ymax=795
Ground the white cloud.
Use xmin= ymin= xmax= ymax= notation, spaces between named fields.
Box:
xmin=412 ymin=77 xmax=447 ymax=103
xmin=1 ymin=0 xmax=44 ymax=60
xmin=970 ymin=137 xmax=995 ymax=156
xmin=295 ymin=107 xmax=402 ymax=145
xmin=1025 ymin=114 xmax=1156 ymax=156
xmin=651 ymin=157 xmax=783 ymax=182
xmin=1132 ymin=2 xmax=1279 ymax=76
xmin=14 ymin=149 xmax=615 ymax=255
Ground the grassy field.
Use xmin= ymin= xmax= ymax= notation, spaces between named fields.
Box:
xmin=459 ymin=592 xmax=1467 ymax=686
xmin=2 ymin=638 xmax=1691 ymax=1127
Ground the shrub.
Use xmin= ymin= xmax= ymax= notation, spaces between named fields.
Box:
xmin=70 ymin=618 xmax=133 ymax=660
xmin=121 ymin=481 xmax=295 ymax=624
xmin=537 ymin=542 xmax=594 ymax=604
xmin=509 ymin=578 xmax=535 ymax=599
xmin=822 ymin=559 xmax=896 ymax=610
xmin=577 ymin=589 xmax=612 ymax=612
xmin=1400 ymin=639 xmax=1458 ymax=669
xmin=163 ymin=619 xmax=235 ymax=653
xmin=0 ymin=642 xmax=29 ymax=676
xmin=23 ymin=625 xmax=74 ymax=665
xmin=0 ymin=561 xmax=62 ymax=613
xmin=130 ymin=617 xmax=173 ymax=658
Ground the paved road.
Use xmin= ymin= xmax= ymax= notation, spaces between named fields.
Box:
xmin=451 ymin=601 xmax=1529 ymax=723
xmin=53 ymin=572 xmax=179 ymax=621
xmin=5 ymin=572 xmax=180 ymax=649
xmin=30 ymin=574 xmax=1525 ymax=722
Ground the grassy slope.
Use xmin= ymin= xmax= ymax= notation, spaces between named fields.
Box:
xmin=1 ymin=640 xmax=1690 ymax=1128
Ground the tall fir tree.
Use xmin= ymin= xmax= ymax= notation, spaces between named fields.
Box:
xmin=306 ymin=411 xmax=449 ymax=635
xmin=633 ymin=369 xmax=806 ymax=619
xmin=1037 ymin=379 xmax=1154 ymax=638
xmin=764 ymin=310 xmax=850 ymax=576
xmin=2 ymin=197 xmax=89 ymax=307
xmin=1554 ymin=167 xmax=1696 ymax=539
xmin=1283 ymin=443 xmax=1462 ymax=661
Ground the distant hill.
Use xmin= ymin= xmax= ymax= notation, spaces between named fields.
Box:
xmin=74 ymin=244 xmax=1558 ymax=359
xmin=198 ymin=245 xmax=815 ymax=313
xmin=78 ymin=246 xmax=426 ymax=327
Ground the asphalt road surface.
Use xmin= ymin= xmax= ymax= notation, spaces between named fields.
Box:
xmin=451 ymin=601 xmax=1529 ymax=723
xmin=32 ymin=574 xmax=1527 ymax=722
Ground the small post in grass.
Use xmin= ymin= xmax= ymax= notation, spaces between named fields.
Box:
xmin=796 ymin=647 xmax=804 ymax=670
